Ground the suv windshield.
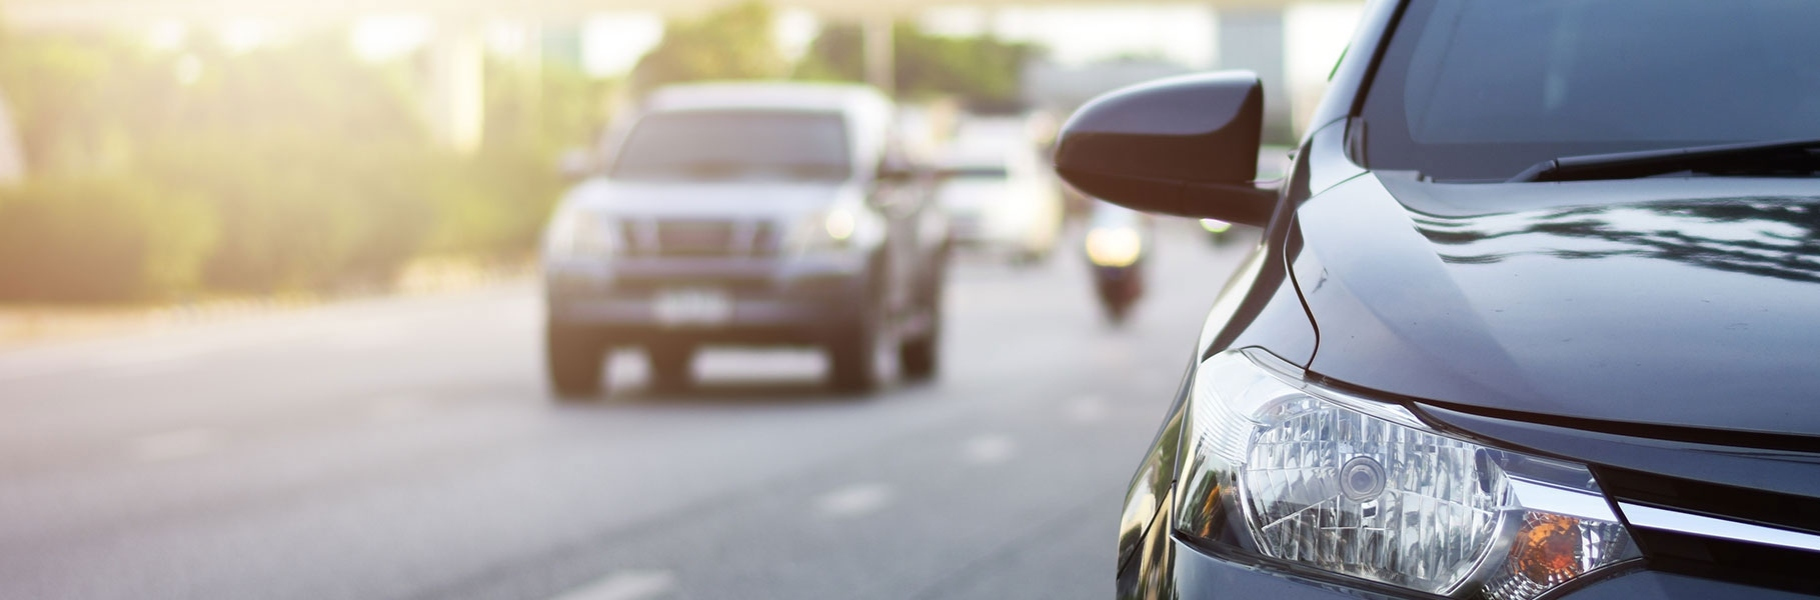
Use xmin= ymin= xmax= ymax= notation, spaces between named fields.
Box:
xmin=1360 ymin=0 xmax=1820 ymax=182
xmin=611 ymin=111 xmax=852 ymax=182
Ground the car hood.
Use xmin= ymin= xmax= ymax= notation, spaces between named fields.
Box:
xmin=561 ymin=178 xmax=851 ymax=220
xmin=1292 ymin=173 xmax=1820 ymax=438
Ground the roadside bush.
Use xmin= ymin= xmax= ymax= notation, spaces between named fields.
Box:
xmin=0 ymin=28 xmax=602 ymax=301
xmin=0 ymin=177 xmax=215 ymax=302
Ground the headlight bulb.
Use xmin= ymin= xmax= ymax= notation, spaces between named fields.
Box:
xmin=1085 ymin=227 xmax=1142 ymax=267
xmin=1339 ymin=455 xmax=1387 ymax=502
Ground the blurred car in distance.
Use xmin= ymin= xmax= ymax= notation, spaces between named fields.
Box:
xmin=1082 ymin=201 xmax=1151 ymax=325
xmin=932 ymin=117 xmax=1066 ymax=264
xmin=541 ymin=82 xmax=949 ymax=398
xmin=1053 ymin=0 xmax=1820 ymax=599
xmin=1196 ymin=218 xmax=1233 ymax=246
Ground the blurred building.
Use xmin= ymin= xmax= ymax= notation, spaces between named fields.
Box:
xmin=0 ymin=90 xmax=22 ymax=184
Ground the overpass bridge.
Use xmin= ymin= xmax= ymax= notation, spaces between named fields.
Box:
xmin=0 ymin=0 xmax=1338 ymax=154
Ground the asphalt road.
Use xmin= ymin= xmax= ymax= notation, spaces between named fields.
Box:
xmin=0 ymin=221 xmax=1255 ymax=600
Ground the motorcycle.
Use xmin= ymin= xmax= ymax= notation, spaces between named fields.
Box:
xmin=1083 ymin=202 xmax=1153 ymax=325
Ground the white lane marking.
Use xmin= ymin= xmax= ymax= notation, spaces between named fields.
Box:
xmin=962 ymin=434 xmax=1017 ymax=465
xmin=127 ymin=428 xmax=223 ymax=462
xmin=369 ymin=396 xmax=433 ymax=423
xmin=553 ymin=570 xmax=676 ymax=600
xmin=816 ymin=483 xmax=893 ymax=518
xmin=1066 ymin=395 xmax=1108 ymax=423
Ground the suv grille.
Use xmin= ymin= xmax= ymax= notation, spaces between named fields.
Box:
xmin=622 ymin=219 xmax=778 ymax=258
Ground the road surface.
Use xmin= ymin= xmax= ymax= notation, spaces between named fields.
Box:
xmin=0 ymin=222 xmax=1254 ymax=600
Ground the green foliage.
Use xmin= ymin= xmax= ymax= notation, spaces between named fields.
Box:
xmin=0 ymin=33 xmax=164 ymax=176
xmin=465 ymin=58 xmax=610 ymax=261
xmin=630 ymin=2 xmax=788 ymax=94
xmin=124 ymin=36 xmax=440 ymax=293
xmin=484 ymin=56 xmax=615 ymax=154
xmin=797 ymin=23 xmax=1037 ymax=109
xmin=0 ymin=177 xmax=215 ymax=302
xmin=0 ymin=28 xmax=604 ymax=302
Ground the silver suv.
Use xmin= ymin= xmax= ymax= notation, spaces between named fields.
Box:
xmin=541 ymin=83 xmax=949 ymax=398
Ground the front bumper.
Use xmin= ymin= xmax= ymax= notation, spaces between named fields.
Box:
xmin=1167 ymin=538 xmax=1811 ymax=599
xmin=544 ymin=255 xmax=869 ymax=347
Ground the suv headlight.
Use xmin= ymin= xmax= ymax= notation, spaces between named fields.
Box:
xmin=1177 ymin=350 xmax=1641 ymax=600
xmin=544 ymin=209 xmax=621 ymax=260
xmin=787 ymin=207 xmax=858 ymax=255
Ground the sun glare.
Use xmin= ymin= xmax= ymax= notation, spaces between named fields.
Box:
xmin=353 ymin=15 xmax=433 ymax=61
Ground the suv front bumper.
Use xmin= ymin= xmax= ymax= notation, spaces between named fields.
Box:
xmin=544 ymin=255 xmax=870 ymax=347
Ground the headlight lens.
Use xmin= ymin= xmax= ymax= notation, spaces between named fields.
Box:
xmin=1177 ymin=350 xmax=1641 ymax=599
xmin=544 ymin=209 xmax=621 ymax=259
xmin=1085 ymin=226 xmax=1143 ymax=267
xmin=788 ymin=208 xmax=857 ymax=254
xmin=824 ymin=208 xmax=857 ymax=242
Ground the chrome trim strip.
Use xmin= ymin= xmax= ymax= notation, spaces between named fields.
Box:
xmin=1509 ymin=479 xmax=1618 ymax=522
xmin=1618 ymin=502 xmax=1820 ymax=552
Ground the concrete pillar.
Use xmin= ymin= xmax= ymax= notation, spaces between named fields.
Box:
xmin=862 ymin=15 xmax=895 ymax=97
xmin=0 ymin=90 xmax=23 ymax=184
xmin=1217 ymin=10 xmax=1292 ymax=144
xmin=426 ymin=22 xmax=486 ymax=154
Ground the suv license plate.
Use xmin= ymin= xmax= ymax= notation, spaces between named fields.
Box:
xmin=654 ymin=288 xmax=733 ymax=326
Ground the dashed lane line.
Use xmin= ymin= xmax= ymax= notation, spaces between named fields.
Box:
xmin=816 ymin=483 xmax=893 ymax=518
xmin=552 ymin=570 xmax=676 ymax=600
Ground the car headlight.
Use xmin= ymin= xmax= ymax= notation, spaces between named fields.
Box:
xmin=544 ymin=209 xmax=621 ymax=259
xmin=1085 ymin=227 xmax=1142 ymax=267
xmin=787 ymin=207 xmax=858 ymax=254
xmin=1177 ymin=350 xmax=1641 ymax=599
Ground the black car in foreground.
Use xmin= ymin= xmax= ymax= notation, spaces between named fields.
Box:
xmin=1055 ymin=1 xmax=1820 ymax=599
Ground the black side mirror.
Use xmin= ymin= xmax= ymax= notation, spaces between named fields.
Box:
xmin=1054 ymin=71 xmax=1276 ymax=226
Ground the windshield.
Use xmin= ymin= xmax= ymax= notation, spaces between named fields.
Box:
xmin=1360 ymin=0 xmax=1820 ymax=182
xmin=611 ymin=110 xmax=852 ymax=182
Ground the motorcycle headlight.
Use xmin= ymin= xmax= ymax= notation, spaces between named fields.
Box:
xmin=544 ymin=209 xmax=621 ymax=259
xmin=1177 ymin=350 xmax=1641 ymax=599
xmin=1085 ymin=227 xmax=1142 ymax=267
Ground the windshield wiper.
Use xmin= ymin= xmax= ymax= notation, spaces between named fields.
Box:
xmin=1509 ymin=138 xmax=1820 ymax=183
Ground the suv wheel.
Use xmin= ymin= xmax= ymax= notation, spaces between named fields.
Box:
xmin=828 ymin=312 xmax=882 ymax=393
xmin=899 ymin=325 xmax=939 ymax=380
xmin=647 ymin=343 xmax=695 ymax=392
xmin=547 ymin=323 xmax=608 ymax=400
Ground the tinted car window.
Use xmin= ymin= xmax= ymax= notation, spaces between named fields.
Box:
xmin=1361 ymin=0 xmax=1820 ymax=182
xmin=612 ymin=111 xmax=852 ymax=182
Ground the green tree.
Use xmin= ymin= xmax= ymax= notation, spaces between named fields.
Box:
xmin=0 ymin=23 xmax=606 ymax=301
xmin=629 ymin=2 xmax=788 ymax=95
xmin=796 ymin=23 xmax=1037 ymax=110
